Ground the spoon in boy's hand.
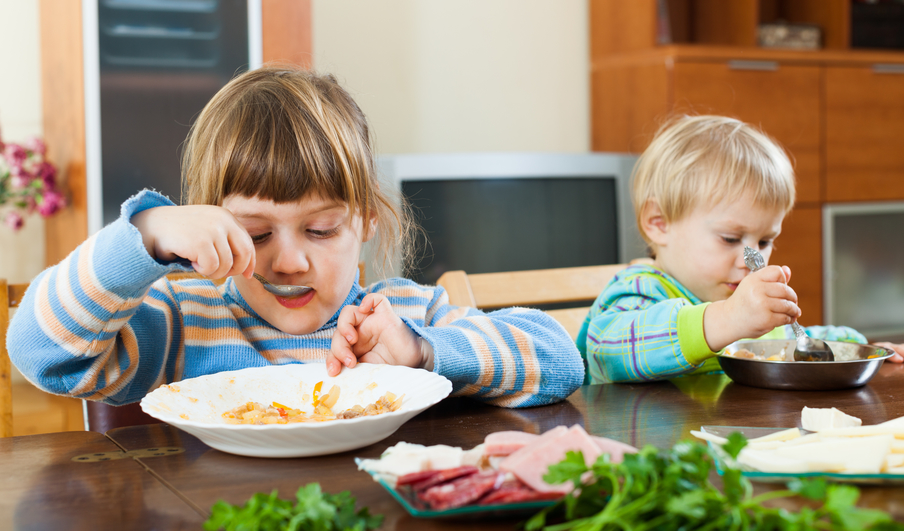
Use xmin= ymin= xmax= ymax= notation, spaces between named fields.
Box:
xmin=743 ymin=246 xmax=835 ymax=362
xmin=253 ymin=272 xmax=313 ymax=297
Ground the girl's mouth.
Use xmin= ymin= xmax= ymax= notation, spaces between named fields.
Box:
xmin=274 ymin=289 xmax=315 ymax=308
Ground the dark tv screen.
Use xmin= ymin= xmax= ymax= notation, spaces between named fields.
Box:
xmin=402 ymin=177 xmax=619 ymax=285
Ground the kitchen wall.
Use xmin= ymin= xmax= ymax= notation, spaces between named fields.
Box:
xmin=0 ymin=0 xmax=45 ymax=285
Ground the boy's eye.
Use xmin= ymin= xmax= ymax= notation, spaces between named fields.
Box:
xmin=250 ymin=233 xmax=271 ymax=244
xmin=308 ymin=227 xmax=341 ymax=238
xmin=721 ymin=236 xmax=740 ymax=244
xmin=758 ymin=240 xmax=774 ymax=250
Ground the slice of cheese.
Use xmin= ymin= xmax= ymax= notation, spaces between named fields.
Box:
xmin=801 ymin=407 xmax=862 ymax=431
xmin=748 ymin=427 xmax=802 ymax=443
xmin=880 ymin=415 xmax=904 ymax=428
xmin=690 ymin=430 xmax=727 ymax=445
xmin=773 ymin=434 xmax=893 ymax=474
xmin=884 ymin=454 xmax=904 ymax=471
xmin=737 ymin=448 xmax=813 ymax=474
xmin=816 ymin=425 xmax=904 ymax=439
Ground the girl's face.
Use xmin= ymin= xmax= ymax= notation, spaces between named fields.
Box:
xmin=223 ymin=193 xmax=375 ymax=335
xmin=650 ymin=192 xmax=786 ymax=303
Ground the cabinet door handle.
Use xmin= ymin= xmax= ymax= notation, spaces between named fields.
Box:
xmin=727 ymin=60 xmax=779 ymax=71
xmin=873 ymin=64 xmax=904 ymax=74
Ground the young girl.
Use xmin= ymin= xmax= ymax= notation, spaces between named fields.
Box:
xmin=578 ymin=115 xmax=904 ymax=384
xmin=7 ymin=66 xmax=583 ymax=408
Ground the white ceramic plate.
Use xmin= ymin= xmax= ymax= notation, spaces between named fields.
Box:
xmin=140 ymin=363 xmax=453 ymax=458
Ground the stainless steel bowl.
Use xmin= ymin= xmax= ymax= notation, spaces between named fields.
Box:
xmin=719 ymin=339 xmax=894 ymax=391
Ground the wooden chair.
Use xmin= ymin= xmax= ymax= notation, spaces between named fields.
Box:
xmin=437 ymin=262 xmax=647 ymax=340
xmin=1 ymin=279 xmax=29 ymax=437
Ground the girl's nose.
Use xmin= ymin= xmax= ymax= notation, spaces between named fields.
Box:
xmin=270 ymin=237 xmax=310 ymax=275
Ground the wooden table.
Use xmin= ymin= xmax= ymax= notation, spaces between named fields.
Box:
xmin=0 ymin=430 xmax=203 ymax=530
xmin=4 ymin=363 xmax=904 ymax=530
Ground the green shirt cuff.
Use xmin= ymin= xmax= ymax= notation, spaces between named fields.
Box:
xmin=678 ymin=302 xmax=720 ymax=365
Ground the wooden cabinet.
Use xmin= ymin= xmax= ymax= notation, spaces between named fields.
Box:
xmin=590 ymin=0 xmax=904 ymax=325
xmin=825 ymin=65 xmax=904 ymax=202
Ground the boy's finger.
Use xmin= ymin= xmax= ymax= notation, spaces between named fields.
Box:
xmin=193 ymin=243 xmax=220 ymax=277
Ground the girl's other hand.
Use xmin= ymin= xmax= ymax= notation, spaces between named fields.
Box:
xmin=872 ymin=342 xmax=904 ymax=363
xmin=327 ymin=293 xmax=429 ymax=376
xmin=704 ymin=265 xmax=800 ymax=351
xmin=131 ymin=205 xmax=255 ymax=280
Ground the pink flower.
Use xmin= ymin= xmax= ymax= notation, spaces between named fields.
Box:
xmin=25 ymin=136 xmax=46 ymax=156
xmin=5 ymin=212 xmax=24 ymax=231
xmin=37 ymin=189 xmax=66 ymax=217
xmin=10 ymin=173 xmax=30 ymax=189
xmin=4 ymin=143 xmax=27 ymax=165
xmin=39 ymin=161 xmax=57 ymax=187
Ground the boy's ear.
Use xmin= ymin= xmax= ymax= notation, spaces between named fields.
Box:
xmin=640 ymin=199 xmax=669 ymax=246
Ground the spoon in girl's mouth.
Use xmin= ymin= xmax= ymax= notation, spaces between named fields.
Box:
xmin=252 ymin=273 xmax=313 ymax=297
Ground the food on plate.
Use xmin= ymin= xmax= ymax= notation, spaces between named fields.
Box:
xmin=222 ymin=381 xmax=403 ymax=425
xmin=801 ymin=406 xmax=862 ymax=431
xmin=691 ymin=413 xmax=904 ymax=475
xmin=723 ymin=347 xmax=789 ymax=361
xmin=357 ymin=425 xmax=637 ymax=511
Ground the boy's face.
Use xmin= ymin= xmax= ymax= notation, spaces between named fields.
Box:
xmin=649 ymin=192 xmax=785 ymax=303
xmin=223 ymin=193 xmax=374 ymax=336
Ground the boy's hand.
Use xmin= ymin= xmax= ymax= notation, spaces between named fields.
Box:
xmin=131 ymin=205 xmax=255 ymax=280
xmin=872 ymin=342 xmax=904 ymax=363
xmin=704 ymin=265 xmax=800 ymax=351
xmin=327 ymin=293 xmax=429 ymax=376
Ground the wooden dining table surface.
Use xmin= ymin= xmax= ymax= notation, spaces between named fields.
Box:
xmin=3 ymin=362 xmax=904 ymax=530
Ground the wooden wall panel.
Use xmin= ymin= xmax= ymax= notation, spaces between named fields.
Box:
xmin=589 ymin=0 xmax=659 ymax=55
xmin=825 ymin=66 xmax=904 ymax=202
xmin=262 ymin=0 xmax=312 ymax=67
xmin=771 ymin=205 xmax=822 ymax=326
xmin=40 ymin=0 xmax=87 ymax=267
xmin=693 ymin=0 xmax=758 ymax=47
xmin=671 ymin=61 xmax=822 ymax=204
xmin=590 ymin=61 xmax=670 ymax=153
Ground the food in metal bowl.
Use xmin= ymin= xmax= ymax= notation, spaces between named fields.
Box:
xmin=719 ymin=339 xmax=894 ymax=391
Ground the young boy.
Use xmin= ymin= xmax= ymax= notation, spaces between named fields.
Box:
xmin=578 ymin=115 xmax=904 ymax=384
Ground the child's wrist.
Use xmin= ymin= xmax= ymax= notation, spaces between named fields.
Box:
xmin=702 ymin=300 xmax=734 ymax=352
xmin=419 ymin=337 xmax=435 ymax=371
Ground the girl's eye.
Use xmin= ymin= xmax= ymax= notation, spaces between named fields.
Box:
xmin=308 ymin=227 xmax=341 ymax=238
xmin=250 ymin=233 xmax=271 ymax=244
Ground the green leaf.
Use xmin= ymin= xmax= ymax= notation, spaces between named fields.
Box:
xmin=825 ymin=484 xmax=860 ymax=511
xmin=722 ymin=432 xmax=748 ymax=459
xmin=788 ymin=478 xmax=828 ymax=501
xmin=544 ymin=450 xmax=589 ymax=486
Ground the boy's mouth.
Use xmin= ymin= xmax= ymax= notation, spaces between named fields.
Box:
xmin=274 ymin=289 xmax=315 ymax=308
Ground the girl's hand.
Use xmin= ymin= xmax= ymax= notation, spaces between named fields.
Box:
xmin=872 ymin=342 xmax=904 ymax=363
xmin=327 ymin=293 xmax=429 ymax=377
xmin=704 ymin=265 xmax=800 ymax=351
xmin=131 ymin=205 xmax=255 ymax=279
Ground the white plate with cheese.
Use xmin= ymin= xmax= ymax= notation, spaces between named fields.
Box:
xmin=696 ymin=410 xmax=904 ymax=484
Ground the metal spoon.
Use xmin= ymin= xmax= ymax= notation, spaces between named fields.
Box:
xmin=252 ymin=272 xmax=313 ymax=298
xmin=742 ymin=246 xmax=835 ymax=362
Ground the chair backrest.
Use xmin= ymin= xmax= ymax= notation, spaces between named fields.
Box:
xmin=1 ymin=279 xmax=29 ymax=437
xmin=436 ymin=263 xmax=636 ymax=340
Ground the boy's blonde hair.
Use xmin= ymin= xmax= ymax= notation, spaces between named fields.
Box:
xmin=632 ymin=115 xmax=795 ymax=249
xmin=181 ymin=65 xmax=411 ymax=275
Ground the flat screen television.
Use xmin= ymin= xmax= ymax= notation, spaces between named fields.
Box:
xmin=375 ymin=152 xmax=644 ymax=285
xmin=824 ymin=201 xmax=904 ymax=342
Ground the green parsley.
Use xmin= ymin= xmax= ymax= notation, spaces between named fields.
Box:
xmin=526 ymin=433 xmax=904 ymax=531
xmin=204 ymin=483 xmax=383 ymax=531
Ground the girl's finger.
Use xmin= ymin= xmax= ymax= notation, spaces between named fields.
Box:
xmin=211 ymin=234 xmax=235 ymax=278
xmin=329 ymin=331 xmax=358 ymax=372
xmin=227 ymin=228 xmax=255 ymax=279
xmin=193 ymin=242 xmax=221 ymax=277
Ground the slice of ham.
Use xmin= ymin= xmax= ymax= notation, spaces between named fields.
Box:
xmin=478 ymin=480 xmax=564 ymax=505
xmin=499 ymin=425 xmax=603 ymax=494
xmin=590 ymin=435 xmax=638 ymax=463
xmin=484 ymin=431 xmax=541 ymax=456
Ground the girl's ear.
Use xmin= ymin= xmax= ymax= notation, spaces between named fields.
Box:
xmin=640 ymin=199 xmax=669 ymax=246
xmin=362 ymin=212 xmax=377 ymax=243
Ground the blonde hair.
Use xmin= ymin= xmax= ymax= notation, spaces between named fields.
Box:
xmin=632 ymin=114 xmax=795 ymax=249
xmin=181 ymin=65 xmax=412 ymax=275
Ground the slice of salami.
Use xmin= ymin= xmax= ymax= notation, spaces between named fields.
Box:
xmin=420 ymin=471 xmax=505 ymax=510
xmin=396 ymin=469 xmax=442 ymax=487
xmin=409 ymin=466 xmax=479 ymax=491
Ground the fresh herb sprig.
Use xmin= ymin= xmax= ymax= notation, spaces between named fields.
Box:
xmin=526 ymin=433 xmax=904 ymax=531
xmin=203 ymin=483 xmax=383 ymax=531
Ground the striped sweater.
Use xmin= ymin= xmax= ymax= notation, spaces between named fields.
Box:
xmin=577 ymin=264 xmax=867 ymax=384
xmin=7 ymin=191 xmax=584 ymax=408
